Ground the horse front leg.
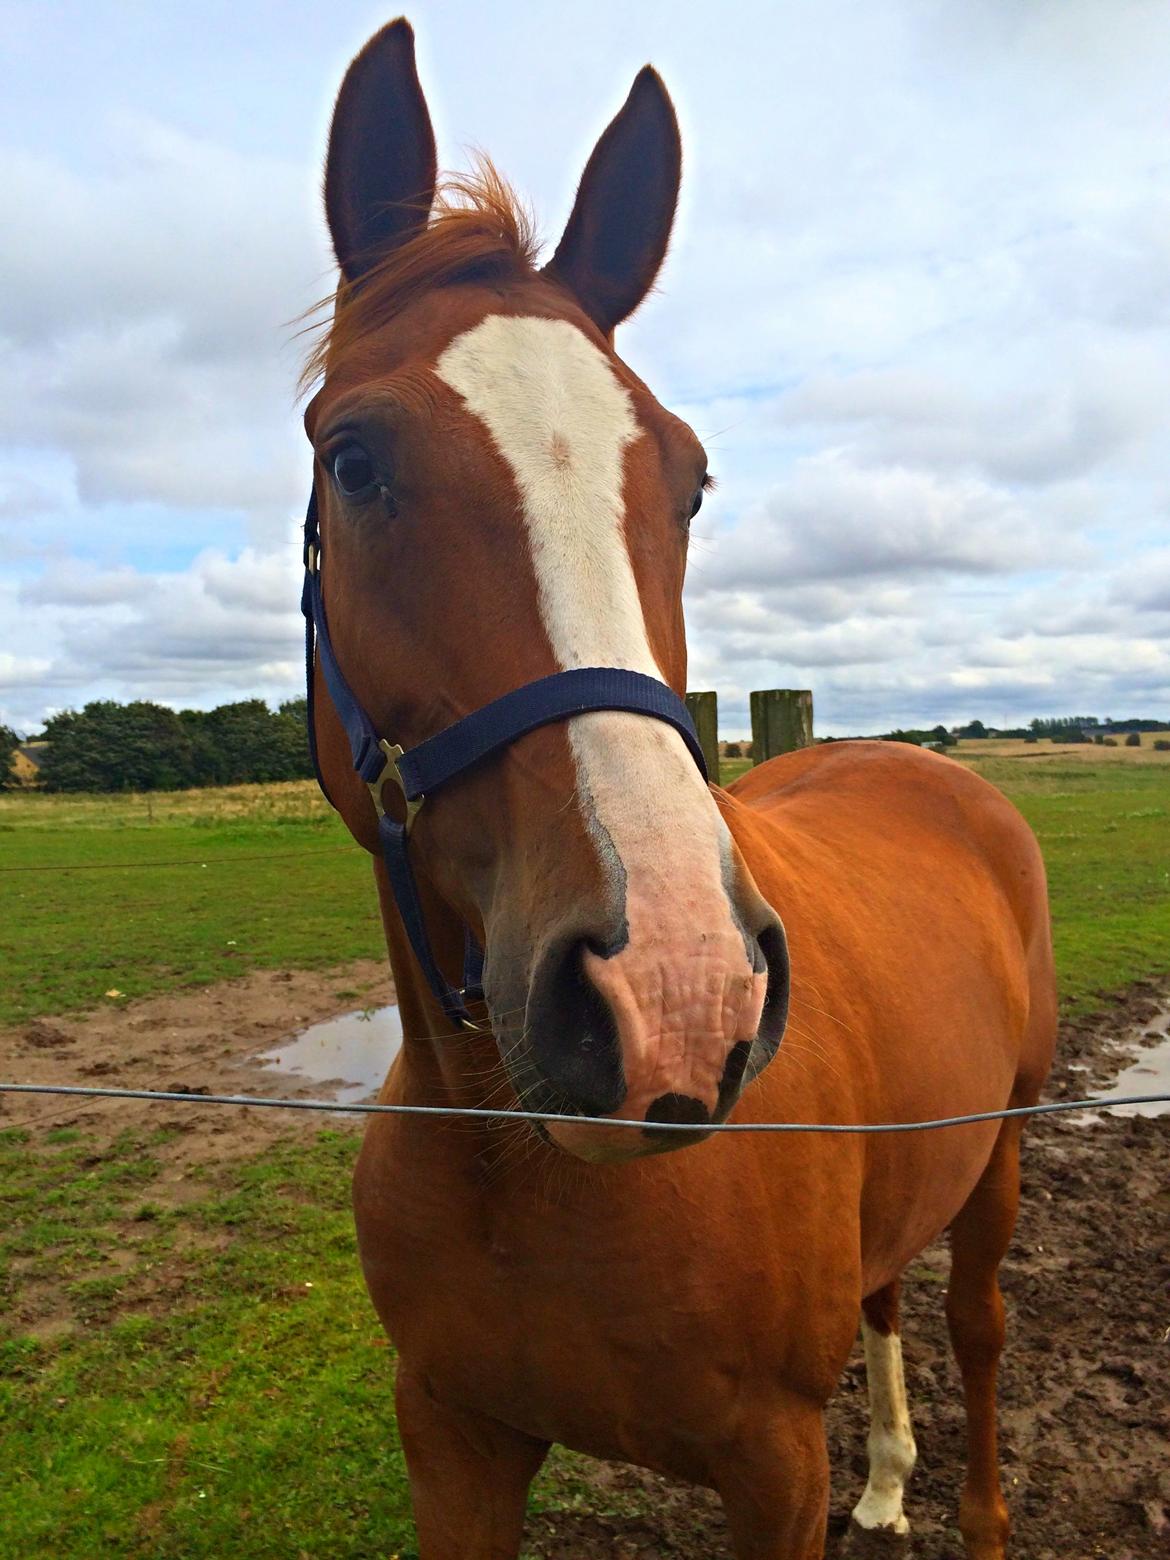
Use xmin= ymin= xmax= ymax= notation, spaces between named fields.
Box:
xmin=713 ymin=1392 xmax=832 ymax=1560
xmin=840 ymin=1277 xmax=916 ymax=1553
xmin=395 ymin=1368 xmax=549 ymax=1560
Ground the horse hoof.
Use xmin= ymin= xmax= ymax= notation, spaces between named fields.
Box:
xmin=837 ymin=1518 xmax=912 ymax=1556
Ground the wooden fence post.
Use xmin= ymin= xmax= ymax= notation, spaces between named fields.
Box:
xmin=685 ymin=691 xmax=720 ymax=785
xmin=750 ymin=689 xmax=814 ymax=761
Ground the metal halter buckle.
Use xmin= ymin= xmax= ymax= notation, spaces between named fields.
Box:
xmin=367 ymin=738 xmax=425 ymax=834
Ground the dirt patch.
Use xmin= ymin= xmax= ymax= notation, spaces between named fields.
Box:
xmin=2 ymin=973 xmax=1167 ymax=1556
xmin=0 ymin=960 xmax=395 ymax=1169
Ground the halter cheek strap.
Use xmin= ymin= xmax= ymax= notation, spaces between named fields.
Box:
xmin=300 ymin=488 xmax=708 ymax=1028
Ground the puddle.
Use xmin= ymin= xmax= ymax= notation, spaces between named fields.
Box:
xmin=251 ymin=1002 xmax=1170 ymax=1120
xmin=254 ymin=1005 xmax=403 ymax=1105
xmin=1095 ymin=1007 xmax=1170 ymax=1120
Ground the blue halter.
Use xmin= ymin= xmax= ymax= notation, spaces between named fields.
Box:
xmin=300 ymin=488 xmax=708 ymax=1028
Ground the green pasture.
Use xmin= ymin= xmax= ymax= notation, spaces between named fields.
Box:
xmin=954 ymin=752 xmax=1169 ymax=1011
xmin=0 ymin=783 xmax=384 ymax=1025
xmin=0 ymin=1124 xmax=624 ymax=1560
xmin=0 ymin=754 xmax=1167 ymax=1556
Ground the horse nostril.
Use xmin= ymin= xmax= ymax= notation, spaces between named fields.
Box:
xmin=720 ymin=1039 xmax=752 ymax=1102
xmin=524 ymin=935 xmax=626 ymax=1116
xmin=645 ymin=1093 xmax=711 ymax=1128
xmin=755 ymin=920 xmax=791 ymax=1048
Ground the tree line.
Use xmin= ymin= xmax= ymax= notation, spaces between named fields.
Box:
xmin=8 ymin=699 xmax=315 ymax=793
xmin=4 ymin=700 xmax=1166 ymax=793
xmin=1027 ymin=715 xmax=1165 ymax=735
xmin=0 ymin=723 xmax=18 ymax=783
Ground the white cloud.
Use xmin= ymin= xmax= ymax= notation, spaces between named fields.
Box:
xmin=0 ymin=120 xmax=319 ymax=536
xmin=693 ymin=452 xmax=1050 ymax=593
xmin=1110 ymin=548 xmax=1170 ymax=614
xmin=0 ymin=651 xmax=52 ymax=693
xmin=1 ymin=542 xmax=304 ymax=731
xmin=2 ymin=0 xmax=1169 ymax=736
xmin=21 ymin=559 xmax=154 ymax=608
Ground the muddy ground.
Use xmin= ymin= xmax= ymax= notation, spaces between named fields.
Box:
xmin=2 ymin=972 xmax=1167 ymax=1558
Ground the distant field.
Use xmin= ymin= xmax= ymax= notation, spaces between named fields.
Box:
xmin=954 ymin=748 xmax=1168 ymax=1009
xmin=719 ymin=755 xmax=754 ymax=785
xmin=1 ymin=743 xmax=1167 ymax=1024
xmin=0 ymin=783 xmax=382 ymax=1026
xmin=955 ymin=729 xmax=1170 ymax=763
xmin=0 ymin=779 xmax=332 ymax=829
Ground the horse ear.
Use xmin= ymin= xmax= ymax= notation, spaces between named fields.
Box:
xmin=544 ymin=67 xmax=682 ymax=335
xmin=324 ymin=18 xmax=437 ymax=283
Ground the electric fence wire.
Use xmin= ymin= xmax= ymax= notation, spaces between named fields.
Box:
xmin=1 ymin=1081 xmax=1167 ymax=1134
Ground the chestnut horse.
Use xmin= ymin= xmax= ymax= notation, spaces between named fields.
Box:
xmin=302 ymin=20 xmax=1056 ymax=1558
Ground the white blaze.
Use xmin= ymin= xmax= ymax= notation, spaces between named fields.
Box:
xmin=435 ymin=315 xmax=656 ymax=675
xmin=435 ymin=316 xmax=758 ymax=1111
xmin=434 ymin=314 xmax=720 ymax=843
xmin=852 ymin=1317 xmax=917 ymax=1536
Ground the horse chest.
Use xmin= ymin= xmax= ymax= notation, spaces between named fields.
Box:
xmin=357 ymin=1128 xmax=850 ymax=1461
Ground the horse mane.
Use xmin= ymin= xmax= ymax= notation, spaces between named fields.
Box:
xmin=300 ymin=161 xmax=541 ymax=393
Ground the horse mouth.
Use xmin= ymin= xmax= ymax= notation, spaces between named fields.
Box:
xmin=507 ymin=1053 xmax=754 ymax=1162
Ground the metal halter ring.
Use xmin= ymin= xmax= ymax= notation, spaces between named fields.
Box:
xmin=368 ymin=739 xmax=425 ymax=835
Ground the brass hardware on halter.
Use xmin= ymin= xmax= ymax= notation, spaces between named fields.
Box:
xmin=368 ymin=739 xmax=425 ymax=834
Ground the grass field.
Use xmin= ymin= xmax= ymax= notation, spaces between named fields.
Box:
xmin=0 ymin=1126 xmax=416 ymax=1558
xmin=0 ymin=1120 xmax=667 ymax=1560
xmin=1 ymin=751 xmax=1167 ymax=1557
xmin=0 ymin=783 xmax=384 ymax=1025
xmin=952 ymin=745 xmax=1169 ymax=1009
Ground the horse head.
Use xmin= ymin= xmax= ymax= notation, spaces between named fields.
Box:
xmin=304 ymin=19 xmax=788 ymax=1162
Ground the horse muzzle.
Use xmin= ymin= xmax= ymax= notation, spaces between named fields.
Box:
xmin=495 ymin=908 xmax=789 ymax=1163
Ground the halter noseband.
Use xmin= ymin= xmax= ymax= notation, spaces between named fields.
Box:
xmin=300 ymin=488 xmax=708 ymax=1029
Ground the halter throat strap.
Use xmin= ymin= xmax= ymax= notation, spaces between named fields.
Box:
xmin=300 ymin=488 xmax=708 ymax=1027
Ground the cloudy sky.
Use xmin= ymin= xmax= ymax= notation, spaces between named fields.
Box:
xmin=3 ymin=0 xmax=1169 ymax=738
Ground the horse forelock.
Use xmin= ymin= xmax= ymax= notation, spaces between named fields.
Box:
xmin=300 ymin=160 xmax=541 ymax=395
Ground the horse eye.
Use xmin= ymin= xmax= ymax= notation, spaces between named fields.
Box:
xmin=332 ymin=443 xmax=377 ymax=499
xmin=688 ymin=485 xmax=705 ymax=521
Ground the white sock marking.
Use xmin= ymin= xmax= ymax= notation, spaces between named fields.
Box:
xmin=852 ymin=1317 xmax=917 ymax=1535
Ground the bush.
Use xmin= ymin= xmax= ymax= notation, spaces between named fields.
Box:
xmin=1024 ymin=732 xmax=1038 ymax=743
xmin=1103 ymin=737 xmax=1119 ymax=747
xmin=1125 ymin=732 xmax=1142 ymax=747
xmin=180 ymin=699 xmax=313 ymax=786
xmin=1154 ymin=739 xmax=1170 ymax=752
xmin=723 ymin=742 xmax=742 ymax=758
xmin=0 ymin=723 xmax=18 ymax=787
xmin=39 ymin=702 xmax=194 ymax=792
xmin=35 ymin=697 xmax=315 ymax=793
